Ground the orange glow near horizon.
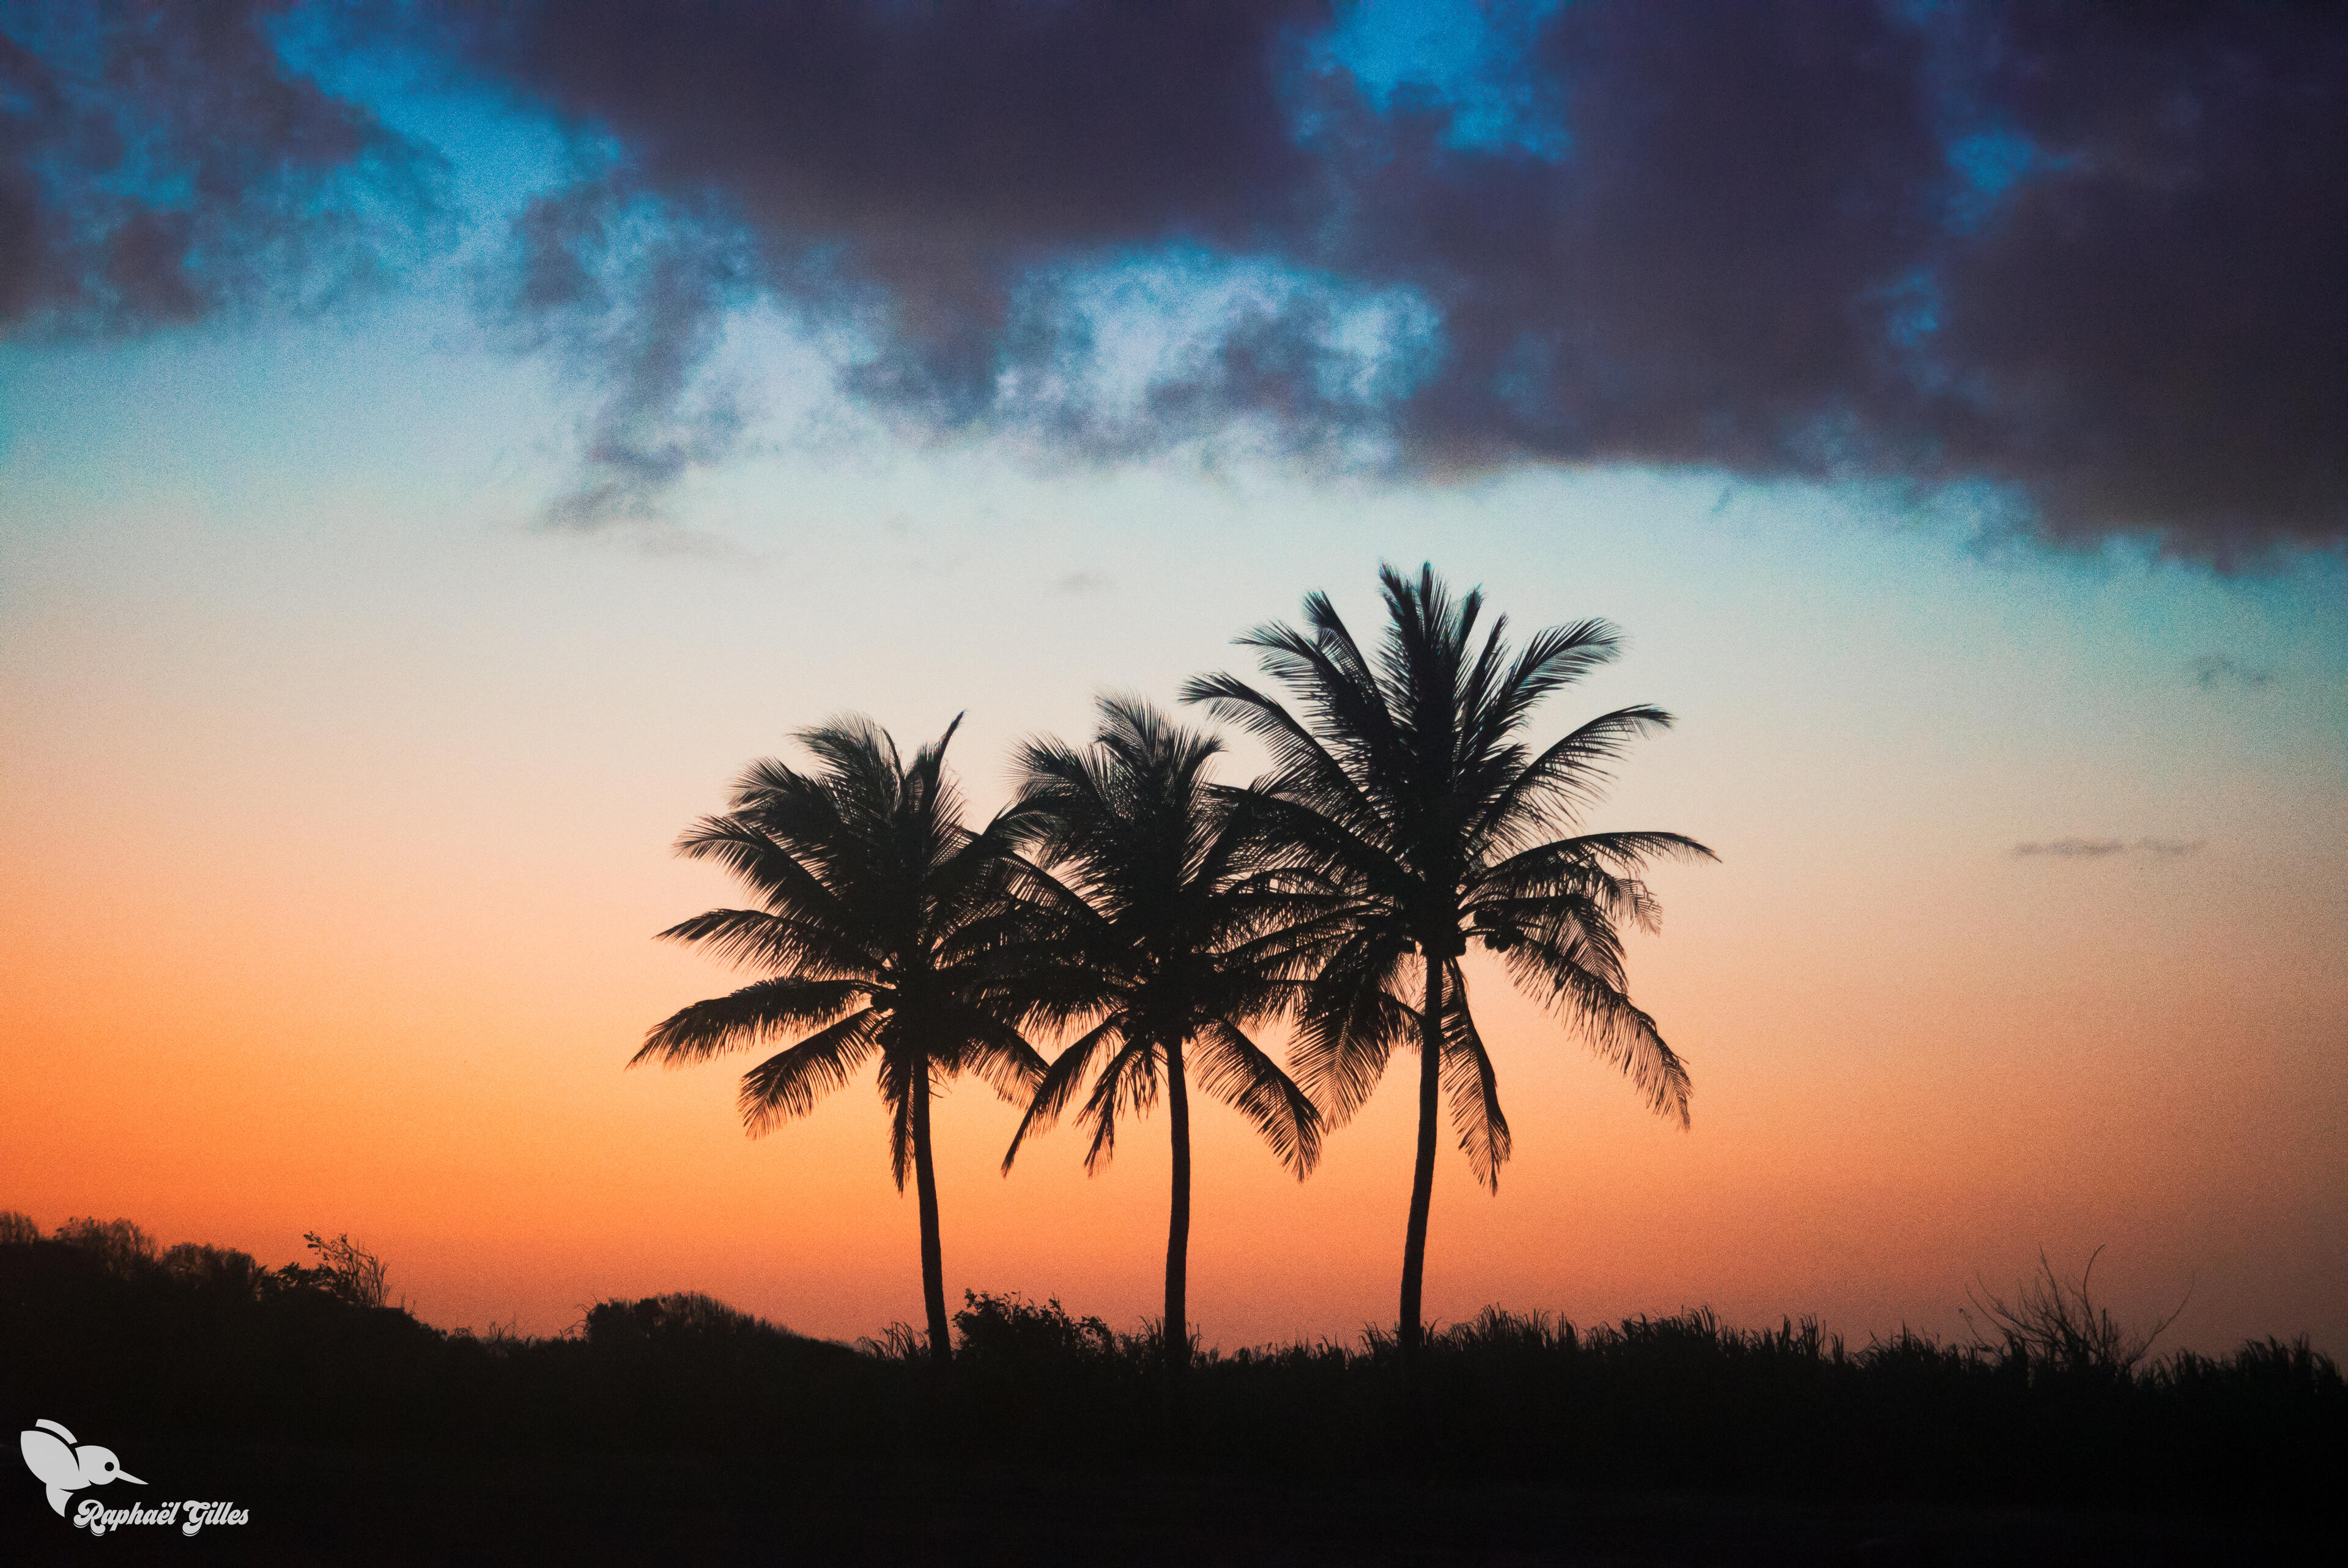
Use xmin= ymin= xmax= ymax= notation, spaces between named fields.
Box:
xmin=4 ymin=475 xmax=2342 ymax=1363
xmin=2 ymin=761 xmax=2336 ymax=1359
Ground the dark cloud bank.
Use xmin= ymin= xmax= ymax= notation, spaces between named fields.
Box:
xmin=0 ymin=1 xmax=445 ymax=328
xmin=6 ymin=2 xmax=2344 ymax=559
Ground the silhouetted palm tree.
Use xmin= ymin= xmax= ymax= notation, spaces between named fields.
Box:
xmin=1183 ymin=565 xmax=1713 ymax=1367
xmin=634 ymin=716 xmax=1043 ymax=1369
xmin=997 ymin=697 xmax=1322 ymax=1380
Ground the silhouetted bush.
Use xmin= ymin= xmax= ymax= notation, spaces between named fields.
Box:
xmin=1962 ymin=1246 xmax=2186 ymax=1379
xmin=160 ymin=1241 xmax=270 ymax=1298
xmin=53 ymin=1214 xmax=160 ymax=1275
xmin=276 ymin=1230 xmax=393 ymax=1309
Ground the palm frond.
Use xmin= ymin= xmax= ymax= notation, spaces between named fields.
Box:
xmin=1472 ymin=830 xmax=1717 ymax=895
xmin=653 ymin=906 xmax=872 ymax=977
xmin=876 ymin=1044 xmax=917 ymax=1191
xmin=1288 ymin=945 xmax=1415 ymax=1126
xmin=736 ymin=1007 xmax=884 ymax=1134
xmin=1002 ymin=1018 xmax=1125 ymax=1172
xmin=1074 ymin=1035 xmax=1162 ymax=1176
xmin=946 ymin=1004 xmax=1050 ymax=1104
xmin=1439 ymin=966 xmax=1512 ymax=1192
xmin=794 ymin=715 xmax=905 ymax=810
xmin=634 ymin=977 xmax=870 ymax=1067
xmin=672 ymin=816 xmax=870 ymax=941
xmin=1214 ymin=786 xmax=1413 ymax=908
xmin=1500 ymin=933 xmax=1692 ymax=1126
xmin=1463 ymin=617 xmax=1623 ymax=761
xmin=1192 ymin=1018 xmax=1324 ymax=1179
xmin=1473 ymin=706 xmax=1679 ymax=852
xmin=1180 ymin=670 xmax=1389 ymax=843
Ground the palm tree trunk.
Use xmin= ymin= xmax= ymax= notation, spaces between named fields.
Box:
xmin=1399 ymin=955 xmax=1445 ymax=1366
xmin=909 ymin=1055 xmax=952 ymax=1370
xmin=1165 ymin=1034 xmax=1193 ymax=1381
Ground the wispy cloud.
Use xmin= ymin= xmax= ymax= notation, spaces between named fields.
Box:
xmin=2013 ymin=838 xmax=2205 ymax=860
xmin=2188 ymin=654 xmax=2276 ymax=690
xmin=1054 ymin=571 xmax=1114 ymax=594
xmin=476 ymin=183 xmax=760 ymax=531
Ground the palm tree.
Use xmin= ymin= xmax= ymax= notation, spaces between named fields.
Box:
xmin=996 ymin=696 xmax=1322 ymax=1381
xmin=1182 ymin=564 xmax=1713 ymax=1367
xmin=632 ymin=716 xmax=1044 ymax=1370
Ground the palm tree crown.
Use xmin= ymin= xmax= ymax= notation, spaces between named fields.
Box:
xmin=632 ymin=716 xmax=1043 ymax=1368
xmin=1182 ymin=564 xmax=1713 ymax=1362
xmin=996 ymin=696 xmax=1322 ymax=1378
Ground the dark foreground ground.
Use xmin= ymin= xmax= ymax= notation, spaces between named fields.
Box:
xmin=5 ymin=1230 xmax=2341 ymax=1564
xmin=6 ymin=1444 xmax=2342 ymax=1567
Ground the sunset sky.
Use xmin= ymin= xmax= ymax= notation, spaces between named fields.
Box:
xmin=3 ymin=1 xmax=2342 ymax=1360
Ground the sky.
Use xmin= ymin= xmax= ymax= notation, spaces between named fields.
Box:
xmin=2 ymin=1 xmax=2342 ymax=1358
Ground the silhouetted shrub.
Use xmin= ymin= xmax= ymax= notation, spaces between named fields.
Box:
xmin=273 ymin=1230 xmax=393 ymax=1307
xmin=161 ymin=1242 xmax=269 ymax=1299
xmin=1963 ymin=1246 xmax=2185 ymax=1380
xmin=53 ymin=1215 xmax=159 ymax=1276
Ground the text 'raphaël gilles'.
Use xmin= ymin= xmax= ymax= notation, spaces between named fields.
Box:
xmin=73 ymin=1497 xmax=251 ymax=1537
